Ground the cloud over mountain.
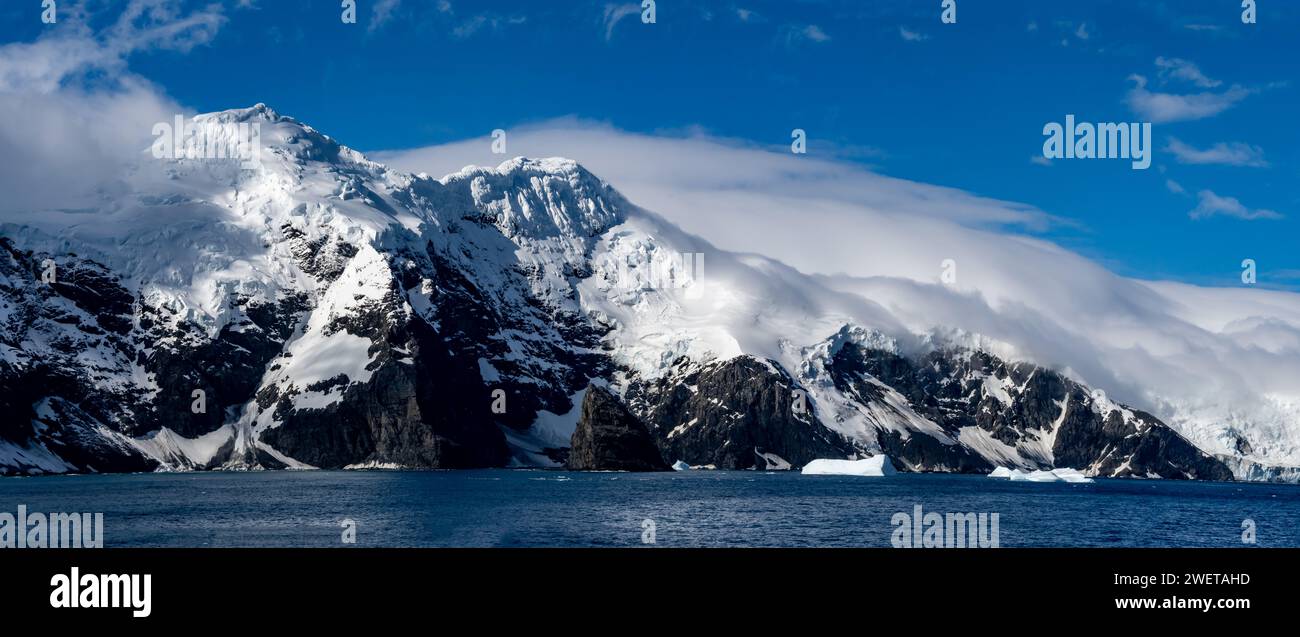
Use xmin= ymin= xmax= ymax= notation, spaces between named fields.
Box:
xmin=378 ymin=121 xmax=1300 ymax=469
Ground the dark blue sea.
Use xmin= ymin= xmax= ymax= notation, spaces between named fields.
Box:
xmin=2 ymin=470 xmax=1298 ymax=547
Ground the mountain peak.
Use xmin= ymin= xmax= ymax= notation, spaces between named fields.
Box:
xmin=179 ymin=104 xmax=368 ymax=171
xmin=440 ymin=156 xmax=599 ymax=185
xmin=192 ymin=103 xmax=283 ymax=126
xmin=496 ymin=156 xmax=584 ymax=175
xmin=435 ymin=155 xmax=629 ymax=240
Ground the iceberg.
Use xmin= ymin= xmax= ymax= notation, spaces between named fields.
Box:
xmin=801 ymin=456 xmax=897 ymax=477
xmin=988 ymin=466 xmax=1095 ymax=483
xmin=671 ymin=460 xmax=691 ymax=471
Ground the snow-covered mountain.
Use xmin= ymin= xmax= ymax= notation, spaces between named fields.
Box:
xmin=0 ymin=105 xmax=1290 ymax=480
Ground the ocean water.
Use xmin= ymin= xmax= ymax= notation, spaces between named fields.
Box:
xmin=1 ymin=470 xmax=1297 ymax=548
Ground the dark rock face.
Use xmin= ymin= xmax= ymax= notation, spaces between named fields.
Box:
xmin=258 ymin=226 xmax=609 ymax=469
xmin=136 ymin=291 xmax=309 ymax=438
xmin=827 ymin=346 xmax=990 ymax=473
xmin=874 ymin=429 xmax=990 ymax=474
xmin=832 ymin=341 xmax=1233 ymax=480
xmin=569 ymin=385 xmax=669 ymax=471
xmin=259 ymin=306 xmax=511 ymax=469
xmin=22 ymin=397 xmax=157 ymax=475
xmin=628 ymin=356 xmax=853 ymax=469
xmin=0 ymin=238 xmax=160 ymax=474
xmin=1054 ymin=407 xmax=1233 ymax=480
xmin=281 ymin=223 xmax=358 ymax=282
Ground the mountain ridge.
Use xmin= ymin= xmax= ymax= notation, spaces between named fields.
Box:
xmin=0 ymin=105 xmax=1288 ymax=481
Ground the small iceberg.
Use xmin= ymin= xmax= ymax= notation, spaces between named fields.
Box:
xmin=988 ymin=466 xmax=1094 ymax=483
xmin=671 ymin=460 xmax=691 ymax=471
xmin=801 ymin=456 xmax=896 ymax=477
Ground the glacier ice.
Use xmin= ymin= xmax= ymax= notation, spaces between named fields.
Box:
xmin=988 ymin=466 xmax=1095 ymax=483
xmin=801 ymin=456 xmax=897 ymax=477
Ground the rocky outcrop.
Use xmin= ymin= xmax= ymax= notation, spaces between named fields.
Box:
xmin=0 ymin=239 xmax=160 ymax=474
xmin=830 ymin=339 xmax=1233 ymax=480
xmin=628 ymin=356 xmax=853 ymax=470
xmin=137 ymin=291 xmax=310 ymax=438
xmin=257 ymin=310 xmax=512 ymax=469
xmin=825 ymin=344 xmax=991 ymax=473
xmin=569 ymin=385 xmax=669 ymax=471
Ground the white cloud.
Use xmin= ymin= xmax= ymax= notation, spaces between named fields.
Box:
xmin=1125 ymin=74 xmax=1250 ymax=123
xmin=444 ymin=11 xmax=527 ymax=38
xmin=805 ymin=25 xmax=831 ymax=42
xmin=368 ymin=0 xmax=401 ymax=34
xmin=0 ymin=0 xmax=224 ymax=94
xmin=1165 ymin=178 xmax=1186 ymax=194
xmin=784 ymin=24 xmax=831 ymax=45
xmin=453 ymin=15 xmax=488 ymax=38
xmin=375 ymin=119 xmax=1055 ymax=233
xmin=1155 ymin=56 xmax=1221 ymax=88
xmin=1166 ymin=138 xmax=1268 ymax=167
xmin=1050 ymin=20 xmax=1089 ymax=45
xmin=602 ymin=3 xmax=640 ymax=42
xmin=0 ymin=0 xmax=223 ymax=214
xmin=1154 ymin=55 xmax=1222 ymax=87
xmin=899 ymin=27 xmax=928 ymax=42
xmin=1189 ymin=190 xmax=1283 ymax=221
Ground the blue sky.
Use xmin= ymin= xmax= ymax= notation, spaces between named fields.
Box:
xmin=2 ymin=0 xmax=1297 ymax=288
